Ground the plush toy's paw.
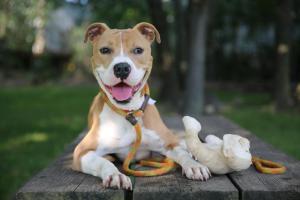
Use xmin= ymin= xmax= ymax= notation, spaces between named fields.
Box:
xmin=103 ymin=173 xmax=132 ymax=190
xmin=182 ymin=160 xmax=211 ymax=181
xmin=182 ymin=116 xmax=201 ymax=134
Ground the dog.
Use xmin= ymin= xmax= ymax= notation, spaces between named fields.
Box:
xmin=72 ymin=22 xmax=211 ymax=190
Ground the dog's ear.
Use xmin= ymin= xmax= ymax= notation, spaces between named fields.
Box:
xmin=84 ymin=23 xmax=109 ymax=43
xmin=133 ymin=22 xmax=161 ymax=44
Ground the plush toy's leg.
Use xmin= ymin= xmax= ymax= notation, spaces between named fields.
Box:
xmin=205 ymin=135 xmax=223 ymax=146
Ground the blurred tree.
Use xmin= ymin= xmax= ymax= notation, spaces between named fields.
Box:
xmin=173 ymin=0 xmax=189 ymax=91
xmin=184 ymin=0 xmax=210 ymax=116
xmin=147 ymin=0 xmax=179 ymax=105
xmin=32 ymin=0 xmax=46 ymax=56
xmin=0 ymin=0 xmax=61 ymax=51
xmin=0 ymin=0 xmax=63 ymax=78
xmin=88 ymin=0 xmax=149 ymax=28
xmin=0 ymin=0 xmax=9 ymax=38
xmin=207 ymin=0 xmax=277 ymax=84
xmin=275 ymin=0 xmax=293 ymax=109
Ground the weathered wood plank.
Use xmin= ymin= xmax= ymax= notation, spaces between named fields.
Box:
xmin=74 ymin=174 xmax=125 ymax=200
xmin=15 ymin=132 xmax=124 ymax=200
xmin=133 ymin=168 xmax=238 ymax=200
xmin=198 ymin=116 xmax=300 ymax=200
xmin=132 ymin=116 xmax=239 ymax=200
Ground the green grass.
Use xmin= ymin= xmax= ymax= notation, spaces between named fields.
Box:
xmin=0 ymin=85 xmax=98 ymax=200
xmin=214 ymin=90 xmax=300 ymax=160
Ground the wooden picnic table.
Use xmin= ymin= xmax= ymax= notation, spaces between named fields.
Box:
xmin=15 ymin=115 xmax=300 ymax=200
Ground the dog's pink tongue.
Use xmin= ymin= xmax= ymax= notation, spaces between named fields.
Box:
xmin=111 ymin=85 xmax=133 ymax=101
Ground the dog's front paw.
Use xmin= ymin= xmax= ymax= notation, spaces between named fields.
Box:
xmin=103 ymin=173 xmax=132 ymax=190
xmin=182 ymin=160 xmax=211 ymax=181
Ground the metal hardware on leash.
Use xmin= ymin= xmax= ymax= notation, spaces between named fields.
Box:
xmin=125 ymin=113 xmax=138 ymax=126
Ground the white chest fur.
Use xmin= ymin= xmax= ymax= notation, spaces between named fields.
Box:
xmin=96 ymin=104 xmax=165 ymax=158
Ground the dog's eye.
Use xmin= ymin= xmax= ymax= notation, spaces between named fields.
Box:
xmin=132 ymin=47 xmax=144 ymax=55
xmin=99 ymin=47 xmax=112 ymax=54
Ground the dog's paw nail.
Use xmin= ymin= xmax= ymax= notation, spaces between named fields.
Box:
xmin=103 ymin=173 xmax=131 ymax=190
xmin=183 ymin=164 xmax=211 ymax=181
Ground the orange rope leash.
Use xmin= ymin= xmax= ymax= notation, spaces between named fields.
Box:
xmin=122 ymin=124 xmax=175 ymax=176
xmin=252 ymin=156 xmax=286 ymax=174
xmin=100 ymin=84 xmax=175 ymax=177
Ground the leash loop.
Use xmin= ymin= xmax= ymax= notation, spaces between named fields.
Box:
xmin=252 ymin=156 xmax=286 ymax=174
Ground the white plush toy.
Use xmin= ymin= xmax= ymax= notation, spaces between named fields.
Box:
xmin=182 ymin=116 xmax=252 ymax=174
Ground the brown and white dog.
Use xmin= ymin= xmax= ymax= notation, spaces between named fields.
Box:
xmin=72 ymin=22 xmax=211 ymax=190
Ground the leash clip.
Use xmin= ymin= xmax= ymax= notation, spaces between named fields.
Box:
xmin=126 ymin=113 xmax=138 ymax=125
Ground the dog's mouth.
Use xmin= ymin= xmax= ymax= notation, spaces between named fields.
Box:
xmin=105 ymin=82 xmax=142 ymax=103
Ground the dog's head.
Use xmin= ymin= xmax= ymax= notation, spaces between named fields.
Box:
xmin=84 ymin=22 xmax=160 ymax=109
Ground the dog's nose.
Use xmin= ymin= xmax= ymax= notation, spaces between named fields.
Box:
xmin=113 ymin=62 xmax=131 ymax=80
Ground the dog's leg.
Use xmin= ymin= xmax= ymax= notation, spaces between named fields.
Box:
xmin=141 ymin=127 xmax=211 ymax=181
xmin=81 ymin=151 xmax=132 ymax=190
xmin=142 ymin=105 xmax=211 ymax=181
xmin=165 ymin=145 xmax=211 ymax=181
